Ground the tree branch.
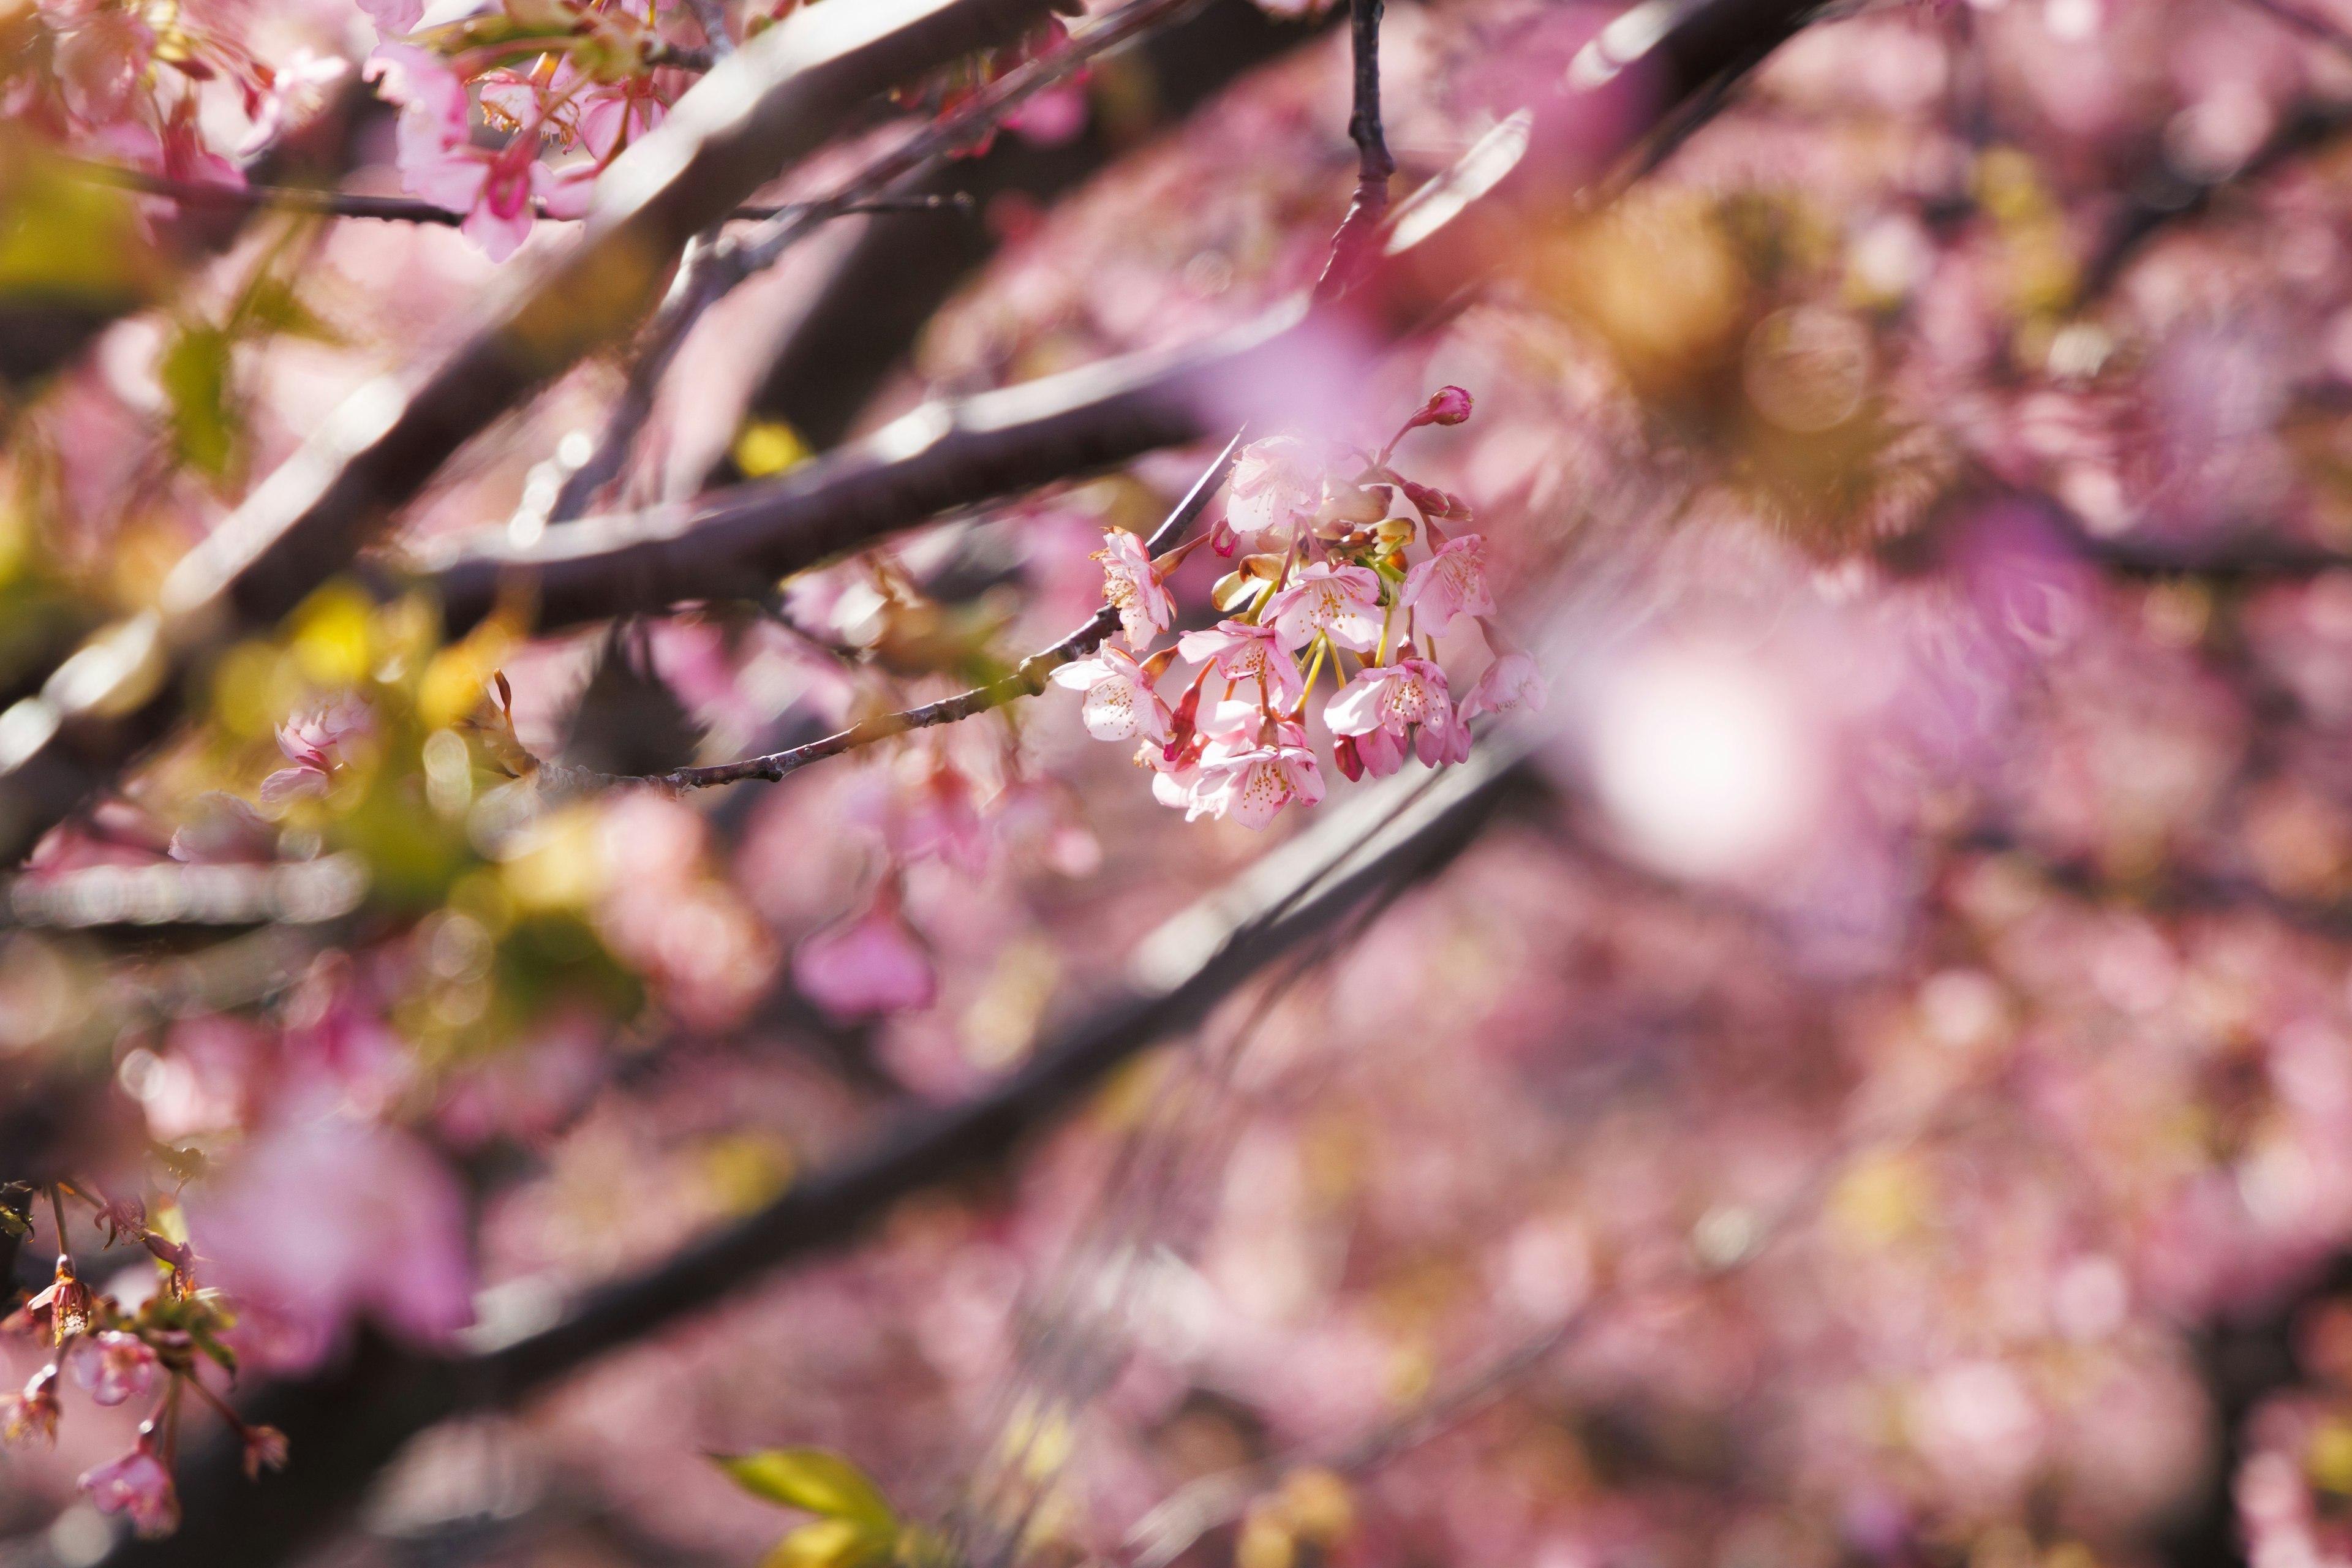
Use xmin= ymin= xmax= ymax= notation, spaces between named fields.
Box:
xmin=92 ymin=734 xmax=1536 ymax=1568
xmin=544 ymin=0 xmax=1208 ymax=526
xmin=1312 ymin=0 xmax=1393 ymax=301
xmin=0 ymin=0 xmax=1076 ymax=865
xmin=67 ymin=162 xmax=970 ymax=226
xmin=534 ymin=433 xmax=1240 ymax=794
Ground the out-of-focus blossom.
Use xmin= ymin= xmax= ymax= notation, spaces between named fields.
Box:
xmin=1398 ymin=535 xmax=1495 ymax=641
xmin=1178 ymin=621 xmax=1305 ymax=709
xmin=1265 ymin=563 xmax=1383 ymax=654
xmin=72 ymin=1332 xmax=157 ymax=1407
xmin=242 ymin=1423 xmax=290 ymax=1480
xmin=261 ymin=695 xmax=373 ymax=807
xmin=794 ymin=886 xmax=937 ymax=1019
xmin=357 ymin=0 xmax=425 ymax=38
xmin=364 ymin=43 xmax=554 ymax=259
xmin=167 ymin=792 xmax=274 ymax=863
xmin=1457 ymin=650 xmax=1547 ymax=722
xmin=55 ymin=9 xmax=151 ymax=127
xmin=1 ymin=1366 xmax=60 ymax=1447
xmin=1052 ymin=646 xmax=1172 ymax=743
xmin=80 ymin=1444 xmax=179 ymax=1538
xmin=1093 ymin=527 xmax=1175 ymax=650
xmin=238 ymin=48 xmax=353 ymax=157
xmin=191 ymin=1115 xmax=474 ymax=1372
xmin=1227 ymin=436 xmax=1322 ymax=541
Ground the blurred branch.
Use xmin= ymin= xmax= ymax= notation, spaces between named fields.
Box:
xmin=0 ymin=0 xmax=1071 ymax=865
xmin=94 ymin=733 xmax=1538 ymax=1568
xmin=534 ymin=433 xmax=1240 ymax=793
xmin=545 ymin=0 xmax=1207 ymax=526
xmin=704 ymin=0 xmax=1323 ymax=482
xmin=67 ymin=162 xmax=973 ymax=225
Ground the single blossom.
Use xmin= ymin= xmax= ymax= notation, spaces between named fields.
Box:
xmin=1226 ymin=436 xmax=1322 ymax=541
xmin=1051 ymin=646 xmax=1172 ymax=743
xmin=1398 ymin=533 xmax=1496 ymax=640
xmin=364 ymin=45 xmax=554 ymax=259
xmin=1188 ymin=736 xmax=1327 ymax=829
xmin=242 ymin=1423 xmax=290 ymax=1481
xmin=81 ymin=1444 xmax=179 ymax=1539
xmin=72 ymin=1332 xmax=157 ymax=1408
xmin=1177 ymin=621 xmax=1305 ymax=709
xmin=53 ymin=9 xmax=152 ymax=127
xmin=1265 ymin=563 xmax=1384 ymax=654
xmin=1325 ymin=658 xmax=1468 ymax=767
xmin=1 ymin=1366 xmax=59 ymax=1447
xmin=238 ymin=48 xmax=350 ymax=157
xmin=261 ymin=694 xmax=373 ymax=807
xmin=1458 ymin=650 xmax=1548 ymax=722
xmin=1333 ymin=722 xmax=1407 ymax=782
xmin=793 ymin=890 xmax=937 ymax=1020
xmin=356 ymin=0 xmax=425 ymax=37
xmin=1092 ymin=528 xmax=1175 ymax=650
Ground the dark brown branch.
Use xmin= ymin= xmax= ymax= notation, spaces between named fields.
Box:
xmin=67 ymin=162 xmax=970 ymax=225
xmin=538 ymin=434 xmax=1240 ymax=794
xmin=425 ymin=311 xmax=1295 ymax=636
xmin=92 ymin=739 xmax=1535 ymax=1568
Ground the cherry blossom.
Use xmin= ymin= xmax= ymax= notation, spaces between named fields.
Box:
xmin=1227 ymin=436 xmax=1323 ymax=542
xmin=1092 ymin=527 xmax=1175 ymax=650
xmin=71 ymin=1331 xmax=157 ymax=1408
xmin=1398 ymin=535 xmax=1496 ymax=641
xmin=237 ymin=48 xmax=351 ymax=157
xmin=1265 ymin=563 xmax=1384 ymax=654
xmin=1177 ymin=621 xmax=1306 ymax=709
xmin=1188 ymin=733 xmax=1327 ymax=829
xmin=1325 ymin=658 xmax=1467 ymax=767
xmin=1333 ymin=722 xmax=1406 ymax=783
xmin=0 ymin=1366 xmax=59 ymax=1447
xmin=794 ymin=886 xmax=937 ymax=1019
xmin=1051 ymin=646 xmax=1172 ymax=743
xmin=1457 ymin=650 xmax=1547 ymax=722
xmin=80 ymin=1443 xmax=179 ymax=1538
xmin=356 ymin=0 xmax=426 ymax=37
xmin=260 ymin=695 xmax=374 ymax=809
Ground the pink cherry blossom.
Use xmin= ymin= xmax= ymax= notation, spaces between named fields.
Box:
xmin=794 ymin=889 xmax=937 ymax=1020
xmin=1177 ymin=620 xmax=1305 ymax=709
xmin=356 ymin=0 xmax=425 ymax=37
xmin=1188 ymin=736 xmax=1326 ymax=829
xmin=1333 ymin=722 xmax=1407 ymax=782
xmin=1051 ymin=646 xmax=1172 ymax=743
xmin=364 ymin=45 xmax=549 ymax=260
xmin=80 ymin=1446 xmax=179 ymax=1538
xmin=238 ymin=48 xmax=351 ymax=157
xmin=1398 ymin=534 xmax=1496 ymax=641
xmin=72 ymin=1332 xmax=157 ymax=1408
xmin=1265 ymin=562 xmax=1384 ymax=654
xmin=576 ymin=78 xmax=666 ymax=161
xmin=53 ymin=9 xmax=152 ymax=127
xmin=261 ymin=694 xmax=373 ymax=807
xmin=1325 ymin=658 xmax=1466 ymax=766
xmin=1399 ymin=385 xmax=1474 ymax=435
xmin=189 ymin=1114 xmax=475 ymax=1373
xmin=1457 ymin=650 xmax=1547 ymax=722
xmin=1226 ymin=436 xmax=1322 ymax=542
xmin=1092 ymin=528 xmax=1175 ymax=650
xmin=1 ymin=1366 xmax=59 ymax=1447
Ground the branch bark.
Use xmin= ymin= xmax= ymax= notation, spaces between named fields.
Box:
xmin=92 ymin=734 xmax=1537 ymax=1568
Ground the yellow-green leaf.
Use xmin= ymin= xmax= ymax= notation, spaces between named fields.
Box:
xmin=159 ymin=323 xmax=235 ymax=475
xmin=715 ymin=1450 xmax=897 ymax=1530
xmin=759 ymin=1518 xmax=895 ymax=1568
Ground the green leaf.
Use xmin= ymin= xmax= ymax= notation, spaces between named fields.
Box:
xmin=715 ymin=1450 xmax=897 ymax=1530
xmin=159 ymin=323 xmax=235 ymax=475
xmin=1212 ymin=571 xmax=1267 ymax=614
xmin=759 ymin=1518 xmax=897 ymax=1568
xmin=0 ymin=1205 xmax=28 ymax=1239
xmin=238 ymin=276 xmax=341 ymax=345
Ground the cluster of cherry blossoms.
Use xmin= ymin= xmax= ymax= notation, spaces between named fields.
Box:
xmin=1 ymin=1185 xmax=287 ymax=1540
xmin=1055 ymin=390 xmax=1547 ymax=829
xmin=3 ymin=0 xmax=345 ymax=188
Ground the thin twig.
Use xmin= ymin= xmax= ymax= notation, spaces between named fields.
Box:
xmin=67 ymin=162 xmax=970 ymax=226
xmin=1312 ymin=0 xmax=1394 ymax=301
xmin=537 ymin=432 xmax=1241 ymax=794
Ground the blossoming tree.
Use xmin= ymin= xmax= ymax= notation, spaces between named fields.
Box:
xmin=9 ymin=0 xmax=2352 ymax=1567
